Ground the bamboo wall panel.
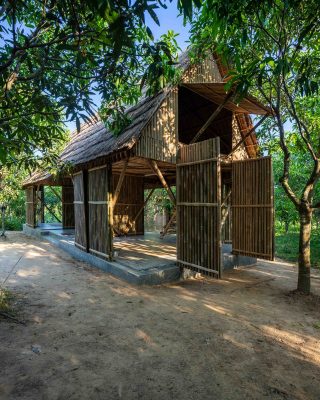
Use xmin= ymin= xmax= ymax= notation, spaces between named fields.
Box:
xmin=135 ymin=89 xmax=178 ymax=163
xmin=181 ymin=56 xmax=221 ymax=84
xmin=73 ymin=172 xmax=88 ymax=251
xmin=177 ymin=138 xmax=221 ymax=277
xmin=232 ymin=157 xmax=274 ymax=260
xmin=112 ymin=174 xmax=144 ymax=235
xmin=25 ymin=186 xmax=36 ymax=227
xmin=88 ymin=166 xmax=111 ymax=258
xmin=62 ymin=186 xmax=75 ymax=228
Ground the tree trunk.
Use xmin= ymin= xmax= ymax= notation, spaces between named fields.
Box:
xmin=297 ymin=206 xmax=312 ymax=294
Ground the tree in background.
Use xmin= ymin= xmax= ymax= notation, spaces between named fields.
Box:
xmin=0 ymin=0 xmax=199 ymax=169
xmin=190 ymin=0 xmax=320 ymax=293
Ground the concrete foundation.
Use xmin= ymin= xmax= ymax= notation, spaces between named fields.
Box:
xmin=23 ymin=224 xmax=256 ymax=285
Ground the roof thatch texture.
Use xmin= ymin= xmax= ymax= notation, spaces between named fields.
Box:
xmin=60 ymin=90 xmax=168 ymax=167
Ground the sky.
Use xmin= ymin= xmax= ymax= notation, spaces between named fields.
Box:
xmin=144 ymin=2 xmax=191 ymax=49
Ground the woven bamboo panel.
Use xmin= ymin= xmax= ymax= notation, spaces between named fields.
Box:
xmin=62 ymin=186 xmax=75 ymax=228
xmin=232 ymin=157 xmax=274 ymax=260
xmin=135 ymin=89 xmax=178 ymax=163
xmin=177 ymin=137 xmax=221 ymax=277
xmin=25 ymin=187 xmax=36 ymax=227
xmin=73 ymin=172 xmax=88 ymax=250
xmin=112 ymin=174 xmax=144 ymax=235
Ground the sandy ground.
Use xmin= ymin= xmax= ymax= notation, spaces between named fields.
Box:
xmin=0 ymin=233 xmax=320 ymax=400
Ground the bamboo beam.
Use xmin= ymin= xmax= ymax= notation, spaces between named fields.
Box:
xmin=190 ymin=91 xmax=234 ymax=144
xmin=160 ymin=208 xmax=176 ymax=238
xmin=229 ymin=113 xmax=268 ymax=156
xmin=221 ymin=188 xmax=231 ymax=208
xmin=113 ymin=160 xmax=128 ymax=207
xmin=148 ymin=160 xmax=176 ymax=205
xmin=43 ymin=201 xmax=61 ymax=223
xmin=48 ymin=186 xmax=62 ymax=203
xmin=221 ymin=206 xmax=230 ymax=230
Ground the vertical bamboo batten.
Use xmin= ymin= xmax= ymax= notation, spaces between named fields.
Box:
xmin=177 ymin=137 xmax=221 ymax=277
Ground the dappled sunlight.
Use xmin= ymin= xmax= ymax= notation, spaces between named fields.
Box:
xmin=70 ymin=354 xmax=80 ymax=366
xmin=57 ymin=291 xmax=72 ymax=300
xmin=16 ymin=268 xmax=41 ymax=278
xmin=2 ymin=232 xmax=320 ymax=399
xmin=204 ymin=303 xmax=232 ymax=317
xmin=136 ymin=329 xmax=157 ymax=347
xmin=261 ymin=325 xmax=320 ymax=365
xmin=223 ymin=333 xmax=254 ymax=351
xmin=178 ymin=294 xmax=197 ymax=302
xmin=32 ymin=315 xmax=43 ymax=324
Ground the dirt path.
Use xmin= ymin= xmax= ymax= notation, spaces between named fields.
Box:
xmin=0 ymin=233 xmax=320 ymax=400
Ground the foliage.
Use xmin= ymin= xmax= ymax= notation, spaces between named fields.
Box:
xmin=0 ymin=165 xmax=27 ymax=230
xmin=43 ymin=186 xmax=62 ymax=223
xmin=144 ymin=188 xmax=175 ymax=230
xmin=275 ymin=226 xmax=320 ymax=269
xmin=0 ymin=288 xmax=13 ymax=314
xmin=0 ymin=0 xmax=199 ymax=168
xmin=262 ymin=133 xmax=320 ymax=232
xmin=0 ymin=128 xmax=69 ymax=230
xmin=190 ymin=0 xmax=320 ymax=293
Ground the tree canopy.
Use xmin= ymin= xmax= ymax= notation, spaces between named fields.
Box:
xmin=0 ymin=0 xmax=199 ymax=168
xmin=190 ymin=0 xmax=320 ymax=293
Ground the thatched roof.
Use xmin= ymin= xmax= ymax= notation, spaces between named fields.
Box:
xmin=60 ymin=90 xmax=168 ymax=167
xmin=22 ymin=89 xmax=169 ymax=188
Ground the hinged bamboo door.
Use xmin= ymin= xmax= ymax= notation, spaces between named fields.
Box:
xmin=232 ymin=157 xmax=274 ymax=260
xmin=177 ymin=137 xmax=222 ymax=277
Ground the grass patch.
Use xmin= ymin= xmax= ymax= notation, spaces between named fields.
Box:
xmin=275 ymin=228 xmax=320 ymax=268
xmin=0 ymin=288 xmax=14 ymax=314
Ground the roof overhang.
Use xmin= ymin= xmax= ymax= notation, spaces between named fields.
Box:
xmin=181 ymin=83 xmax=271 ymax=115
xmin=22 ymin=171 xmax=72 ymax=188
